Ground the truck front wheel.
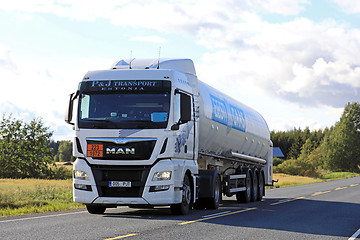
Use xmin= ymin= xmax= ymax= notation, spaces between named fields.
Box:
xmin=171 ymin=175 xmax=191 ymax=215
xmin=86 ymin=205 xmax=106 ymax=214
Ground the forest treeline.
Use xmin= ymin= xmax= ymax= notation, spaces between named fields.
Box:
xmin=272 ymin=102 xmax=360 ymax=177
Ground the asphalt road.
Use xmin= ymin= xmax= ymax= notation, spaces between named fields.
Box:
xmin=1 ymin=176 xmax=360 ymax=240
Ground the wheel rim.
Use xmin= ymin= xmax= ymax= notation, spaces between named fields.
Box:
xmin=214 ymin=176 xmax=220 ymax=204
xmin=183 ymin=181 xmax=191 ymax=205
xmin=246 ymin=171 xmax=251 ymax=199
xmin=253 ymin=172 xmax=258 ymax=199
xmin=258 ymin=172 xmax=264 ymax=197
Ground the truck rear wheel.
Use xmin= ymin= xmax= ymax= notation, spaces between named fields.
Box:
xmin=86 ymin=205 xmax=106 ymax=214
xmin=236 ymin=168 xmax=252 ymax=203
xmin=171 ymin=175 xmax=191 ymax=215
xmin=257 ymin=170 xmax=264 ymax=201
xmin=206 ymin=174 xmax=221 ymax=209
xmin=251 ymin=169 xmax=259 ymax=202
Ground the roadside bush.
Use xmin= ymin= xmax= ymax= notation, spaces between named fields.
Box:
xmin=51 ymin=166 xmax=72 ymax=180
xmin=0 ymin=115 xmax=54 ymax=179
xmin=273 ymin=157 xmax=285 ymax=166
xmin=274 ymin=158 xmax=319 ymax=177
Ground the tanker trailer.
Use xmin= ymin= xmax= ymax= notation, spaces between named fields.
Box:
xmin=194 ymin=80 xmax=273 ymax=209
xmin=65 ymin=58 xmax=273 ymax=215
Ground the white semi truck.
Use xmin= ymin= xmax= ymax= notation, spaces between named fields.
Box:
xmin=65 ymin=58 xmax=273 ymax=215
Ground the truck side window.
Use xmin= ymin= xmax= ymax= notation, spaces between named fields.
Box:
xmin=175 ymin=91 xmax=192 ymax=124
xmin=175 ymin=93 xmax=181 ymax=124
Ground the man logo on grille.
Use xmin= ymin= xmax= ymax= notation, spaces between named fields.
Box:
xmin=106 ymin=147 xmax=135 ymax=155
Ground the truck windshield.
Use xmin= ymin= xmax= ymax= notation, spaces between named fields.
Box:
xmin=78 ymin=93 xmax=170 ymax=129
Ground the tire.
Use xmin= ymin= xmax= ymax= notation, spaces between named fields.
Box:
xmin=236 ymin=168 xmax=252 ymax=203
xmin=257 ymin=170 xmax=264 ymax=201
xmin=171 ymin=174 xmax=191 ymax=215
xmin=207 ymin=174 xmax=221 ymax=209
xmin=251 ymin=169 xmax=259 ymax=202
xmin=86 ymin=205 xmax=106 ymax=214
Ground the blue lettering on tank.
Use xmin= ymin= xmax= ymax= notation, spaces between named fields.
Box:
xmin=210 ymin=95 xmax=246 ymax=133
xmin=210 ymin=95 xmax=228 ymax=126
xmin=229 ymin=104 xmax=246 ymax=132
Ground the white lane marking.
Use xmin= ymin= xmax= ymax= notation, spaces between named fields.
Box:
xmin=0 ymin=210 xmax=88 ymax=223
xmin=202 ymin=211 xmax=232 ymax=218
xmin=349 ymin=228 xmax=360 ymax=240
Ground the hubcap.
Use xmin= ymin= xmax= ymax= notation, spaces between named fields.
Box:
xmin=183 ymin=184 xmax=191 ymax=204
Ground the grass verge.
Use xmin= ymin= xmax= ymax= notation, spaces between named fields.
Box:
xmin=271 ymin=172 xmax=360 ymax=188
xmin=0 ymin=179 xmax=84 ymax=217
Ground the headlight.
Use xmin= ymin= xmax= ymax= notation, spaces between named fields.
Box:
xmin=152 ymin=171 xmax=172 ymax=181
xmin=73 ymin=170 xmax=89 ymax=180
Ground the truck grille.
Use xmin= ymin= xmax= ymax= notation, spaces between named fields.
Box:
xmin=91 ymin=165 xmax=150 ymax=198
xmin=87 ymin=139 xmax=156 ymax=160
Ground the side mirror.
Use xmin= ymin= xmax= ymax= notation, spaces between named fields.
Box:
xmin=65 ymin=92 xmax=78 ymax=125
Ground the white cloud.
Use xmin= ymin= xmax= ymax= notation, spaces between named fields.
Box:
xmin=1 ymin=0 xmax=359 ymax=134
xmin=197 ymin=17 xmax=360 ymax=108
xmin=0 ymin=44 xmax=114 ymax=140
xmin=332 ymin=0 xmax=360 ymax=14
xmin=132 ymin=35 xmax=167 ymax=44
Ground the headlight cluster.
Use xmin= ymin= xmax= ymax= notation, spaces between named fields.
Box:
xmin=152 ymin=171 xmax=172 ymax=181
xmin=73 ymin=170 xmax=89 ymax=180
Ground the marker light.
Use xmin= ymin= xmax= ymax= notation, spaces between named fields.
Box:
xmin=152 ymin=171 xmax=172 ymax=181
xmin=73 ymin=170 xmax=89 ymax=180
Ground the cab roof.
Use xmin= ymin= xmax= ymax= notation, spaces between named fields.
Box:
xmin=111 ymin=58 xmax=196 ymax=76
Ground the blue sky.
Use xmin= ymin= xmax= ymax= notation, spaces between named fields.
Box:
xmin=1 ymin=0 xmax=360 ymax=140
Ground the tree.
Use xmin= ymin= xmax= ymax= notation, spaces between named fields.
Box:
xmin=55 ymin=140 xmax=75 ymax=162
xmin=321 ymin=102 xmax=360 ymax=172
xmin=0 ymin=115 xmax=54 ymax=178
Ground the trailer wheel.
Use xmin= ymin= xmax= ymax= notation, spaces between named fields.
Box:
xmin=171 ymin=174 xmax=191 ymax=215
xmin=257 ymin=170 xmax=264 ymax=201
xmin=251 ymin=169 xmax=259 ymax=202
xmin=86 ymin=205 xmax=106 ymax=214
xmin=236 ymin=168 xmax=252 ymax=203
xmin=207 ymin=174 xmax=221 ymax=209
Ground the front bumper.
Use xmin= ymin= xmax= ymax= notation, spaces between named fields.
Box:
xmin=73 ymin=158 xmax=183 ymax=206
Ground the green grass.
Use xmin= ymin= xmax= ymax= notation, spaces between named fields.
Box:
xmin=320 ymin=172 xmax=359 ymax=180
xmin=0 ymin=179 xmax=84 ymax=217
xmin=271 ymin=172 xmax=360 ymax=188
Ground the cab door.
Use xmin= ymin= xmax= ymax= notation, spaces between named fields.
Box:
xmin=173 ymin=90 xmax=195 ymax=160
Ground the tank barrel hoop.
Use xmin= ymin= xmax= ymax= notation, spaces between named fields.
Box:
xmin=231 ymin=152 xmax=267 ymax=164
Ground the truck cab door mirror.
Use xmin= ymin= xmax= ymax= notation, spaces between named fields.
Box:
xmin=65 ymin=91 xmax=78 ymax=125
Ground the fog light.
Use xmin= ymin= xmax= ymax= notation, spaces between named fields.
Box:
xmin=74 ymin=184 xmax=92 ymax=191
xmin=150 ymin=185 xmax=170 ymax=192
xmin=152 ymin=171 xmax=172 ymax=181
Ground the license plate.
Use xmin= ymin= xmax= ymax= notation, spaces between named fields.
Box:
xmin=109 ymin=181 xmax=131 ymax=188
xmin=87 ymin=144 xmax=103 ymax=157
